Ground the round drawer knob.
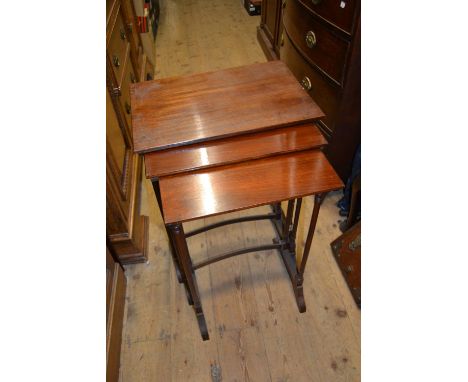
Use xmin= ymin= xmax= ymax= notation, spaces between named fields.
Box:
xmin=311 ymin=0 xmax=322 ymax=4
xmin=120 ymin=28 xmax=126 ymax=40
xmin=305 ymin=31 xmax=317 ymax=48
xmin=300 ymin=76 xmax=312 ymax=91
xmin=112 ymin=55 xmax=120 ymax=68
xmin=125 ymin=102 xmax=131 ymax=114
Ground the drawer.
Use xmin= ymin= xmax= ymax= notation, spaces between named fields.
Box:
xmin=280 ymin=32 xmax=341 ymax=132
xmin=283 ymin=0 xmax=349 ymax=85
xmin=107 ymin=8 xmax=130 ymax=87
xmin=118 ymin=57 xmax=138 ymax=132
xmin=300 ymin=0 xmax=359 ymax=35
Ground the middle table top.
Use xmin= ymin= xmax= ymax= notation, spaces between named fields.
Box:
xmin=130 ymin=61 xmax=325 ymax=154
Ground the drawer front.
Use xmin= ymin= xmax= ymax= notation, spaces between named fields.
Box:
xmin=107 ymin=9 xmax=130 ymax=86
xmin=300 ymin=0 xmax=358 ymax=35
xmin=283 ymin=0 xmax=349 ymax=85
xmin=118 ymin=57 xmax=138 ymax=132
xmin=281 ymin=32 xmax=341 ymax=133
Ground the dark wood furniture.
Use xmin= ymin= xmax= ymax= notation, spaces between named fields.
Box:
xmin=257 ymin=0 xmax=283 ymax=60
xmin=331 ymin=221 xmax=361 ymax=307
xmin=131 ymin=61 xmax=343 ymax=340
xmin=107 ymin=0 xmax=154 ymax=264
xmin=258 ymin=0 xmax=361 ymax=182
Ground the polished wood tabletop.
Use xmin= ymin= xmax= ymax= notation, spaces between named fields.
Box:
xmin=159 ymin=150 xmax=343 ymax=224
xmin=144 ymin=123 xmax=327 ymax=179
xmin=130 ymin=61 xmax=325 ymax=153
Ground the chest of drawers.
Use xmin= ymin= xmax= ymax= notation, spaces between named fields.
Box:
xmin=259 ymin=0 xmax=360 ymax=182
xmin=106 ymin=0 xmax=154 ymax=265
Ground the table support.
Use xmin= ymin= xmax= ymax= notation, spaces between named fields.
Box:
xmin=167 ymin=222 xmax=209 ymax=341
xmin=151 ymin=180 xmax=184 ymax=284
xmin=276 ymin=193 xmax=326 ymax=312
xmin=152 ymin=180 xmax=194 ymax=306
xmin=158 ymin=194 xmax=326 ymax=339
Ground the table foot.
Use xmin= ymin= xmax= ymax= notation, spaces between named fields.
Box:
xmin=293 ymin=283 xmax=306 ymax=313
xmin=195 ymin=305 xmax=209 ymax=341
xmin=276 ymin=241 xmax=308 ymax=313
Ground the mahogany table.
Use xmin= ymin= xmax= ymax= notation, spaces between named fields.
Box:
xmin=131 ymin=61 xmax=343 ymax=340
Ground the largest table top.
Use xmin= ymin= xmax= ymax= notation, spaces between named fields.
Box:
xmin=130 ymin=61 xmax=324 ymax=153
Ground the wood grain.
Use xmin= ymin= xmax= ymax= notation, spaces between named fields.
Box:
xmin=160 ymin=150 xmax=343 ymax=224
xmin=144 ymin=123 xmax=327 ymax=178
xmin=130 ymin=60 xmax=325 ymax=153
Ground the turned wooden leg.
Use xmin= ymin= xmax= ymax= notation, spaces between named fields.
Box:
xmin=167 ymin=227 xmax=194 ymax=306
xmin=283 ymin=200 xmax=295 ymax=239
xmin=168 ymin=222 xmax=209 ymax=341
xmin=294 ymin=193 xmax=327 ymax=312
xmin=151 ymin=180 xmax=184 ymax=284
xmin=291 ymin=197 xmax=303 ymax=240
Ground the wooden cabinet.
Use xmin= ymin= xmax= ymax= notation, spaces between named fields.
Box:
xmin=257 ymin=0 xmax=283 ymax=60
xmin=259 ymin=0 xmax=361 ymax=182
xmin=106 ymin=244 xmax=127 ymax=382
xmin=281 ymin=0 xmax=360 ymax=182
xmin=107 ymin=0 xmax=153 ymax=264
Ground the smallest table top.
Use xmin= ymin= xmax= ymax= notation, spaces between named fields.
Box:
xmin=130 ymin=61 xmax=324 ymax=153
xmin=159 ymin=150 xmax=343 ymax=224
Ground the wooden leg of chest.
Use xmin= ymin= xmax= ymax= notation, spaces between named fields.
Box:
xmin=167 ymin=222 xmax=209 ymax=341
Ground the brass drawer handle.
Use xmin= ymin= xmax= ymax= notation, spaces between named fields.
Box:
xmin=120 ymin=28 xmax=126 ymax=40
xmin=300 ymin=76 xmax=312 ymax=91
xmin=305 ymin=31 xmax=317 ymax=48
xmin=130 ymin=72 xmax=137 ymax=83
xmin=311 ymin=0 xmax=322 ymax=4
xmin=112 ymin=55 xmax=120 ymax=68
xmin=125 ymin=102 xmax=131 ymax=114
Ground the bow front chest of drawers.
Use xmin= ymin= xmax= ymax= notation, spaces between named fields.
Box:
xmin=258 ymin=0 xmax=361 ymax=182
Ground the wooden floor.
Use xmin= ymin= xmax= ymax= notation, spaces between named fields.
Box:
xmin=119 ymin=1 xmax=360 ymax=381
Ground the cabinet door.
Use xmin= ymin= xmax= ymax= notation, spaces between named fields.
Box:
xmin=107 ymin=88 xmax=134 ymax=234
xmin=262 ymin=0 xmax=280 ymax=45
xmin=107 ymin=88 xmax=133 ymax=200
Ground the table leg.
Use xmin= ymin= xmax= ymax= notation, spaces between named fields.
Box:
xmin=294 ymin=193 xmax=327 ymax=312
xmin=151 ymin=180 xmax=184 ymax=284
xmin=291 ymin=197 xmax=303 ymax=240
xmin=283 ymin=200 xmax=295 ymax=239
xmin=168 ymin=222 xmax=209 ymax=341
